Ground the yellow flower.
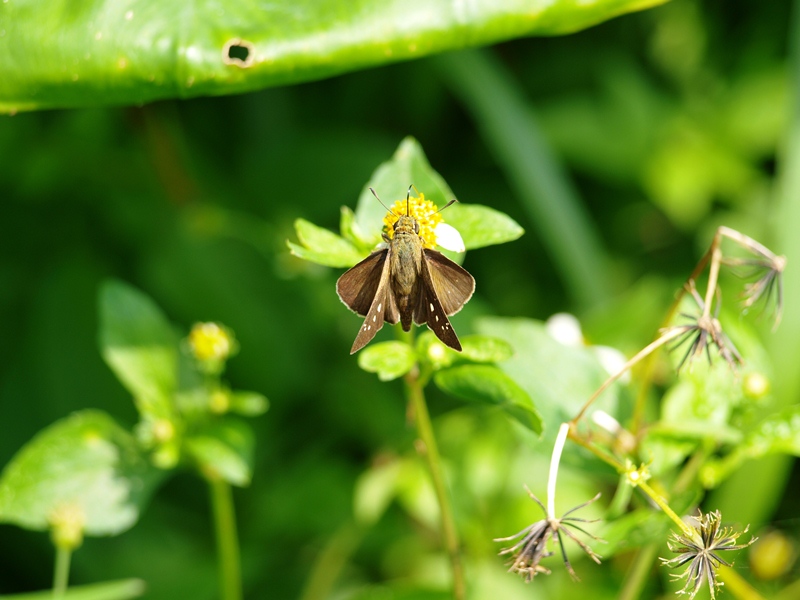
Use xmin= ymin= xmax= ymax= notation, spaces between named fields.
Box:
xmin=188 ymin=322 xmax=235 ymax=362
xmin=382 ymin=193 xmax=443 ymax=249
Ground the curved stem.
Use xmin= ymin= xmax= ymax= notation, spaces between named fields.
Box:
xmin=405 ymin=373 xmax=465 ymax=600
xmin=547 ymin=423 xmax=570 ymax=520
xmin=209 ymin=478 xmax=242 ymax=600
xmin=52 ymin=546 xmax=72 ymax=599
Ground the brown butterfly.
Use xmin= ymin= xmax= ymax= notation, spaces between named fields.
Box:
xmin=337 ymin=188 xmax=475 ymax=354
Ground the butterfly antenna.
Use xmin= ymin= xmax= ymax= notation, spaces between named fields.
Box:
xmin=406 ymin=185 xmax=414 ymax=216
xmin=435 ymin=199 xmax=458 ymax=214
xmin=369 ymin=187 xmax=396 ymax=215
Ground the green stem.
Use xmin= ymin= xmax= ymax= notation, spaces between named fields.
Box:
xmin=299 ymin=523 xmax=363 ymax=600
xmin=52 ymin=545 xmax=72 ymax=599
xmin=618 ymin=543 xmax=659 ymax=600
xmin=405 ymin=373 xmax=466 ymax=600
xmin=209 ymin=477 xmax=242 ymax=600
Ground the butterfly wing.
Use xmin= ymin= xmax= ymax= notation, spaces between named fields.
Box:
xmin=337 ymin=248 xmax=400 ymax=354
xmin=422 ymin=249 xmax=475 ymax=315
xmin=337 ymin=249 xmax=388 ymax=316
xmin=415 ymin=252 xmax=466 ymax=351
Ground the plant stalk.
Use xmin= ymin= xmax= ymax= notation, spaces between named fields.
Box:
xmin=52 ymin=546 xmax=72 ymax=599
xmin=209 ymin=477 xmax=242 ymax=600
xmin=405 ymin=373 xmax=466 ymax=600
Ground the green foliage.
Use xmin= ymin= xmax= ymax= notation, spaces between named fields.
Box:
xmin=0 ymin=579 xmax=145 ymax=600
xmin=434 ymin=365 xmax=542 ymax=433
xmin=0 ymin=411 xmax=158 ymax=536
xmin=98 ymin=280 xmax=178 ymax=423
xmin=357 ymin=342 xmax=417 ymax=382
xmin=475 ymin=317 xmax=623 ymax=440
xmin=0 ymin=0 xmax=668 ymax=113
xmin=289 ymin=137 xmax=524 ymax=267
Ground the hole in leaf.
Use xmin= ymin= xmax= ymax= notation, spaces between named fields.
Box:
xmin=222 ymin=39 xmax=255 ymax=68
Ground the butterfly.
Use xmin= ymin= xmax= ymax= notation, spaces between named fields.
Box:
xmin=337 ymin=188 xmax=475 ymax=354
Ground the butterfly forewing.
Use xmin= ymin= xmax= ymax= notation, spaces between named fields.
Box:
xmin=337 ymin=249 xmax=388 ymax=316
xmin=338 ymin=248 xmax=402 ymax=354
xmin=422 ymin=249 xmax=475 ymax=315
xmin=415 ymin=253 xmax=463 ymax=351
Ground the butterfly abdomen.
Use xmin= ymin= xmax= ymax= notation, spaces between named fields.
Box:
xmin=390 ymin=226 xmax=423 ymax=331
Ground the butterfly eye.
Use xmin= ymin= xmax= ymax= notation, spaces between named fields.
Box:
xmin=414 ymin=221 xmax=420 ymax=234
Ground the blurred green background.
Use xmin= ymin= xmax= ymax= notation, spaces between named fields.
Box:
xmin=1 ymin=0 xmax=797 ymax=598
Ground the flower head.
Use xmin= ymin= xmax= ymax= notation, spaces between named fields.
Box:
xmin=495 ymin=486 xmax=602 ymax=582
xmin=382 ymin=192 xmax=464 ymax=251
xmin=660 ymin=510 xmax=756 ymax=599
xmin=665 ymin=283 xmax=742 ymax=373
xmin=187 ymin=322 xmax=238 ymax=374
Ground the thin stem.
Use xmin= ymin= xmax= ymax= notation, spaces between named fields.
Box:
xmin=299 ymin=522 xmax=363 ymax=600
xmin=702 ymin=247 xmax=723 ymax=318
xmin=405 ymin=373 xmax=466 ymax=600
xmin=571 ymin=327 xmax=685 ymax=424
xmin=547 ymin=423 xmax=570 ymax=520
xmin=618 ymin=543 xmax=659 ymax=600
xmin=52 ymin=546 xmax=72 ymax=599
xmin=718 ymin=565 xmax=767 ymax=600
xmin=637 ymin=480 xmax=694 ymax=538
xmin=209 ymin=477 xmax=242 ymax=600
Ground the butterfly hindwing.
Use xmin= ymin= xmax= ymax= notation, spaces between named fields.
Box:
xmin=422 ymin=249 xmax=475 ymax=316
xmin=416 ymin=253 xmax=463 ymax=351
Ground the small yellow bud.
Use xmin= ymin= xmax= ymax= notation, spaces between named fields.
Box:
xmin=743 ymin=371 xmax=770 ymax=399
xmin=209 ymin=390 xmax=230 ymax=414
xmin=750 ymin=530 xmax=796 ymax=580
xmin=152 ymin=418 xmax=175 ymax=443
xmin=188 ymin=322 xmax=235 ymax=363
xmin=49 ymin=503 xmax=85 ymax=550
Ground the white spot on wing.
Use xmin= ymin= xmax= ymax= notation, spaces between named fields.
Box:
xmin=429 ymin=303 xmax=434 ymax=312
xmin=372 ymin=315 xmax=376 ymax=322
xmin=377 ymin=302 xmax=382 ymax=312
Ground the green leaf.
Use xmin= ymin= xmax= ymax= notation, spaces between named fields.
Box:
xmin=288 ymin=218 xmax=365 ymax=268
xmin=0 ymin=410 xmax=160 ymax=536
xmin=354 ymin=137 xmax=524 ymax=250
xmin=98 ymin=280 xmax=178 ymax=422
xmin=355 ymin=137 xmax=455 ymax=243
xmin=445 ymin=204 xmax=524 ymax=249
xmin=434 ymin=365 xmax=542 ymax=433
xmin=339 ymin=205 xmax=375 ymax=252
xmin=184 ymin=418 xmax=254 ymax=486
xmin=0 ymin=579 xmax=146 ymax=600
xmin=353 ymin=460 xmax=402 ymax=526
xmin=358 ymin=341 xmax=417 ymax=382
xmin=0 ymin=0 xmax=667 ymax=113
xmin=474 ymin=316 xmax=624 ymax=443
xmin=702 ymin=405 xmax=800 ymax=488
xmin=459 ymin=335 xmax=514 ymax=363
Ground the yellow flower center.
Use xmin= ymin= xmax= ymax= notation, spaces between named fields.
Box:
xmin=188 ymin=322 xmax=233 ymax=362
xmin=382 ymin=192 xmax=442 ymax=249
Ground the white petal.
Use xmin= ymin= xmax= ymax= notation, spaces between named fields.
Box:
xmin=434 ymin=222 xmax=465 ymax=252
xmin=593 ymin=345 xmax=631 ymax=383
xmin=545 ymin=313 xmax=583 ymax=347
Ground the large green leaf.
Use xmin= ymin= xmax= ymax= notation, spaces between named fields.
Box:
xmin=474 ymin=316 xmax=625 ymax=443
xmin=0 ymin=0 xmax=668 ymax=113
xmin=98 ymin=280 xmax=178 ymax=422
xmin=433 ymin=364 xmax=542 ymax=433
xmin=0 ymin=411 xmax=159 ymax=536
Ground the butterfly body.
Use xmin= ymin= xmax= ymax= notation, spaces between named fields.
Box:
xmin=337 ymin=211 xmax=475 ymax=354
